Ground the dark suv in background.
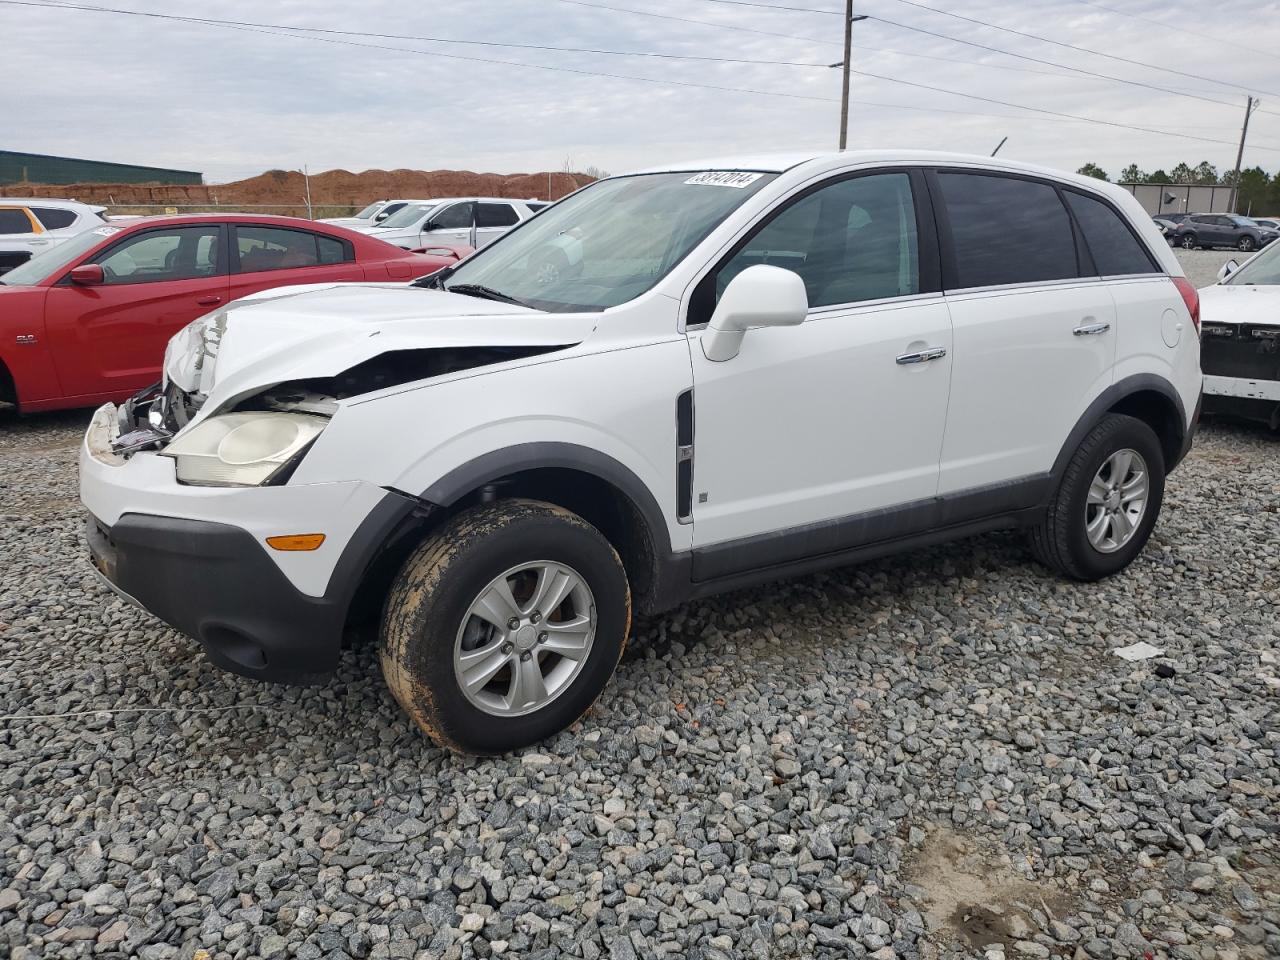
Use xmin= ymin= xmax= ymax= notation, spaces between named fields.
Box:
xmin=1176 ymin=214 xmax=1279 ymax=252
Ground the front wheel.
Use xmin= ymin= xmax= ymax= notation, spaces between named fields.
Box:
xmin=1030 ymin=414 xmax=1166 ymax=581
xmin=379 ymin=499 xmax=630 ymax=754
xmin=1179 ymin=233 xmax=1198 ymax=250
xmin=1238 ymin=235 xmax=1256 ymax=252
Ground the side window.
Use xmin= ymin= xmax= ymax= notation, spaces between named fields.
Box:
xmin=477 ymin=203 xmax=519 ymax=228
xmin=30 ymin=207 xmax=78 ymax=230
xmin=430 ymin=203 xmax=474 ymax=230
xmin=0 ymin=209 xmax=33 ymax=234
xmin=937 ymin=172 xmax=1076 ymax=289
xmin=235 ymin=226 xmax=349 ymax=272
xmin=1064 ymin=192 xmax=1156 ymax=276
xmin=96 ymin=227 xmax=222 ymax=284
xmin=714 ymin=172 xmax=920 ymax=310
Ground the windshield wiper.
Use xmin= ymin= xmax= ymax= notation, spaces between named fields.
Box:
xmin=444 ymin=283 xmax=529 ymax=307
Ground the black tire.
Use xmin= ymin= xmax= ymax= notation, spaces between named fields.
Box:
xmin=1029 ymin=414 xmax=1166 ymax=581
xmin=1179 ymin=233 xmax=1198 ymax=250
xmin=1238 ymin=235 xmax=1256 ymax=252
xmin=379 ymin=499 xmax=630 ymax=754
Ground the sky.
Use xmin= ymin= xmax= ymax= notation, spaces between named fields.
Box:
xmin=5 ymin=0 xmax=1280 ymax=184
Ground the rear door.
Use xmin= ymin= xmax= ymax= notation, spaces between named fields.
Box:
xmin=227 ymin=224 xmax=364 ymax=301
xmin=44 ymin=224 xmax=228 ymax=398
xmin=474 ymin=202 xmax=521 ymax=248
xmin=931 ymin=169 xmax=1117 ymax=499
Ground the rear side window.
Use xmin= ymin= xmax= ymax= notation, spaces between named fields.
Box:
xmin=235 ymin=226 xmax=350 ymax=272
xmin=1064 ymin=192 xmax=1155 ymax=276
xmin=937 ymin=173 xmax=1076 ymax=289
xmin=30 ymin=207 xmax=77 ymax=230
xmin=0 ymin=209 xmax=32 ymax=234
xmin=476 ymin=203 xmax=519 ymax=228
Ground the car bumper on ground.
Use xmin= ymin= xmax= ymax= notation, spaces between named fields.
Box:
xmin=80 ymin=404 xmax=418 ymax=681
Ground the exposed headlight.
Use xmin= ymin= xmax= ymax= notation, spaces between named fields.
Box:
xmin=161 ymin=412 xmax=328 ymax=486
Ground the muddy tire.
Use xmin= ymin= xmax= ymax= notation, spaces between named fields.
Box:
xmin=379 ymin=498 xmax=630 ymax=754
xmin=1030 ymin=414 xmax=1165 ymax=581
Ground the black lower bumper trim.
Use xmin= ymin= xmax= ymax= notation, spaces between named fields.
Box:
xmin=86 ymin=491 xmax=418 ymax=682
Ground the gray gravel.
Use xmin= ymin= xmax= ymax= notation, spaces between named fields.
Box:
xmin=2 ymin=398 xmax=1279 ymax=958
xmin=1173 ymin=247 xmax=1241 ymax=289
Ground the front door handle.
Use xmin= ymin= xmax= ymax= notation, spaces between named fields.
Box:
xmin=196 ymin=296 xmax=222 ymax=306
xmin=896 ymin=346 xmax=947 ymax=365
xmin=1073 ymin=320 xmax=1111 ymax=336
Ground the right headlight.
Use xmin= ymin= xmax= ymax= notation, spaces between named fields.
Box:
xmin=161 ymin=412 xmax=328 ymax=486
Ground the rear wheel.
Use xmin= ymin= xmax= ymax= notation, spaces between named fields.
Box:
xmin=1030 ymin=414 xmax=1166 ymax=581
xmin=379 ymin=499 xmax=630 ymax=754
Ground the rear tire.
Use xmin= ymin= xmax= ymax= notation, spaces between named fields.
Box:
xmin=1030 ymin=414 xmax=1166 ymax=581
xmin=379 ymin=499 xmax=630 ymax=754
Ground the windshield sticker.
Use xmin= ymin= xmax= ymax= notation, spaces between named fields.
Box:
xmin=684 ymin=171 xmax=764 ymax=188
xmin=92 ymin=226 xmax=121 ymax=236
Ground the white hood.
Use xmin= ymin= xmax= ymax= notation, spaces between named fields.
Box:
xmin=163 ymin=282 xmax=597 ymax=410
xmin=1199 ymin=283 xmax=1280 ymax=327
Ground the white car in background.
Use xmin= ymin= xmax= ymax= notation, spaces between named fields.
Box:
xmin=0 ymin=198 xmax=107 ymax=274
xmin=1199 ymin=244 xmax=1280 ymax=426
xmin=318 ymin=199 xmax=413 ymax=229
xmin=359 ymin=197 xmax=536 ymax=250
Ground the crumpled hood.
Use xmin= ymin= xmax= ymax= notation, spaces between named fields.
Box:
xmin=164 ymin=282 xmax=597 ymax=407
xmin=1199 ymin=283 xmax=1280 ymax=327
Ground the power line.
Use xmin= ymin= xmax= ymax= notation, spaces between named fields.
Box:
xmin=880 ymin=0 xmax=1280 ymax=102
xmin=1074 ymin=0 xmax=1280 ymax=63
xmin=0 ymin=0 xmax=833 ymax=67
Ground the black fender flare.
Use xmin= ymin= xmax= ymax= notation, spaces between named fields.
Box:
xmin=420 ymin=442 xmax=674 ymax=558
xmin=1050 ymin=373 xmax=1189 ymax=487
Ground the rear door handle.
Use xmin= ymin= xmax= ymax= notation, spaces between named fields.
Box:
xmin=196 ymin=296 xmax=222 ymax=306
xmin=1073 ymin=320 xmax=1110 ymax=336
xmin=896 ymin=346 xmax=947 ymax=365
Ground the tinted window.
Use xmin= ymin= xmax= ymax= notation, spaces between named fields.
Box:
xmin=235 ymin=226 xmax=349 ymax=272
xmin=30 ymin=207 xmax=77 ymax=230
xmin=938 ymin=173 xmax=1076 ymax=288
xmin=476 ymin=203 xmax=519 ymax=228
xmin=715 ymin=172 xmax=919 ymax=309
xmin=0 ymin=209 xmax=32 ymax=234
xmin=1064 ymin=192 xmax=1155 ymax=276
xmin=96 ymin=227 xmax=221 ymax=284
xmin=431 ymin=203 xmax=473 ymax=230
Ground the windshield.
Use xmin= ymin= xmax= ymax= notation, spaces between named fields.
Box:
xmin=441 ymin=171 xmax=777 ymax=312
xmin=0 ymin=226 xmax=117 ymax=285
xmin=355 ymin=201 xmax=384 ymax=219
xmin=1224 ymin=241 xmax=1280 ymax=285
xmin=378 ymin=203 xmax=435 ymax=230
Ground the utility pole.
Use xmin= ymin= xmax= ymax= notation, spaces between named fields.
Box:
xmin=835 ymin=5 xmax=869 ymax=150
xmin=1228 ymin=96 xmax=1258 ymax=214
xmin=302 ymin=164 xmax=314 ymax=219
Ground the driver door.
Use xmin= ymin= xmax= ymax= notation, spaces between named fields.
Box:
xmin=422 ymin=202 xmax=474 ymax=247
xmin=686 ymin=169 xmax=953 ymax=579
xmin=44 ymin=225 xmax=227 ymax=400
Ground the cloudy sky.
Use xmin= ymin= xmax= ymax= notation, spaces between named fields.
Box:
xmin=5 ymin=0 xmax=1280 ymax=183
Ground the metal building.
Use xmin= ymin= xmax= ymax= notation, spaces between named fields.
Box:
xmin=0 ymin=150 xmax=202 ymax=186
xmin=1119 ymin=181 xmax=1234 ymax=217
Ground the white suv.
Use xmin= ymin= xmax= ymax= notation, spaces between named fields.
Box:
xmin=358 ymin=197 xmax=535 ymax=249
xmin=80 ymin=151 xmax=1202 ymax=754
xmin=0 ymin=198 xmax=107 ymax=274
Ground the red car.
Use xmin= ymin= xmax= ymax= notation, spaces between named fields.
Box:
xmin=0 ymin=215 xmax=467 ymax=413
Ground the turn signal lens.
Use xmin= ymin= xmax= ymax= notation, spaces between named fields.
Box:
xmin=266 ymin=534 xmax=326 ymax=551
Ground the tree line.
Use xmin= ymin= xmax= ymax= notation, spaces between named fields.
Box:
xmin=1074 ymin=161 xmax=1279 ymax=214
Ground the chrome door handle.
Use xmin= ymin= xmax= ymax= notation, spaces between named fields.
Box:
xmin=1073 ymin=320 xmax=1111 ymax=336
xmin=896 ymin=346 xmax=947 ymax=365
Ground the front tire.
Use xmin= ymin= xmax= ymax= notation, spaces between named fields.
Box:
xmin=1179 ymin=233 xmax=1198 ymax=250
xmin=1030 ymin=414 xmax=1166 ymax=581
xmin=379 ymin=499 xmax=630 ymax=754
xmin=1238 ymin=235 xmax=1256 ymax=252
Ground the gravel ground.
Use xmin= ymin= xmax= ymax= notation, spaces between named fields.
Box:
xmin=1173 ymin=249 xmax=1240 ymax=290
xmin=2 ymin=349 xmax=1279 ymax=958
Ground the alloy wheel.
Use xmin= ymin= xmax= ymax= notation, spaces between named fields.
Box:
xmin=453 ymin=561 xmax=596 ymax=717
xmin=1085 ymin=448 xmax=1149 ymax=554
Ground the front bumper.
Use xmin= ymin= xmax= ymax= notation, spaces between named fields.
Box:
xmin=81 ymin=404 xmax=419 ymax=681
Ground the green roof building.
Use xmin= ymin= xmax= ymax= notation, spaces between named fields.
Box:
xmin=0 ymin=150 xmax=202 ymax=186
